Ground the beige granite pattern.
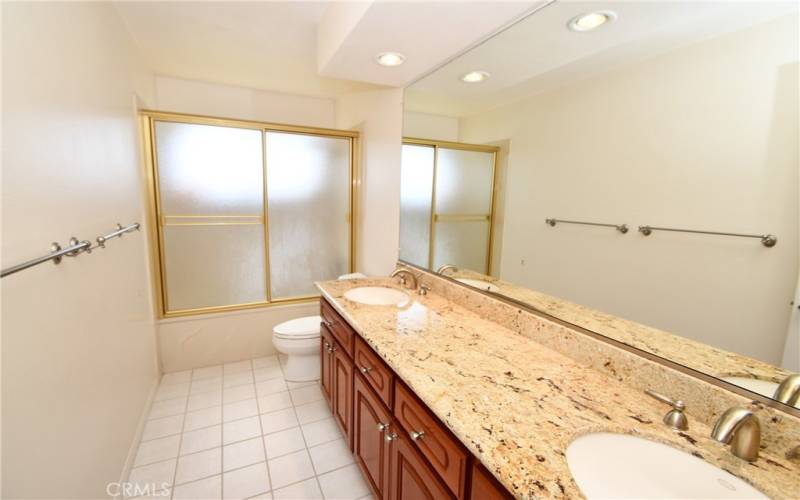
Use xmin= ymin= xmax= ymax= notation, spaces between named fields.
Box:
xmin=446 ymin=268 xmax=792 ymax=384
xmin=317 ymin=278 xmax=799 ymax=499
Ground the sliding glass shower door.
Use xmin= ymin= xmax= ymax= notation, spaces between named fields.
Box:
xmin=399 ymin=139 xmax=498 ymax=274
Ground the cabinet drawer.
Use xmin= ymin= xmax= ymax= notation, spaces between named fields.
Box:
xmin=394 ymin=382 xmax=469 ymax=499
xmin=354 ymin=336 xmax=394 ymax=408
xmin=321 ymin=299 xmax=354 ymax=357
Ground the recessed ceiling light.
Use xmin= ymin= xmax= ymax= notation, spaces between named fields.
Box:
xmin=460 ymin=71 xmax=490 ymax=83
xmin=568 ymin=11 xmax=616 ymax=32
xmin=375 ymin=52 xmax=406 ymax=67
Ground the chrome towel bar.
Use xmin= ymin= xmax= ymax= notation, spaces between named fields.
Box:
xmin=545 ymin=218 xmax=629 ymax=234
xmin=638 ymin=225 xmax=777 ymax=247
xmin=1 ymin=222 xmax=140 ymax=278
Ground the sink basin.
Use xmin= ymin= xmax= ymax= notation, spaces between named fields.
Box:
xmin=567 ymin=433 xmax=766 ymax=499
xmin=722 ymin=376 xmax=799 ymax=409
xmin=456 ymin=278 xmax=501 ymax=292
xmin=344 ymin=287 xmax=410 ymax=306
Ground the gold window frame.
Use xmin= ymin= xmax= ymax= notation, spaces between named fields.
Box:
xmin=402 ymin=137 xmax=500 ymax=275
xmin=140 ymin=110 xmax=360 ymax=318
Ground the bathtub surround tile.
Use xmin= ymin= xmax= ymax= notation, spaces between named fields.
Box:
xmin=172 ymin=474 xmax=222 ymax=500
xmin=134 ymin=434 xmax=181 ymax=467
xmin=141 ymin=414 xmax=184 ymax=441
xmin=263 ymin=427 xmax=306 ymax=459
xmin=267 ymin=450 xmax=315 ymax=489
xmin=223 ymin=416 xmax=261 ymax=445
xmin=257 ymin=391 xmax=293 ymax=414
xmin=223 ymin=462 xmax=270 ymax=500
xmin=181 ymin=425 xmax=222 ymax=455
xmin=259 ymin=408 xmax=298 ymax=434
xmin=184 ymin=407 xmax=222 ymax=432
xmin=308 ymin=438 xmax=353 ymax=474
xmin=223 ymin=399 xmax=259 ymax=422
xmin=175 ymin=447 xmax=222 ymax=485
xmin=316 ymin=464 xmax=370 ymax=500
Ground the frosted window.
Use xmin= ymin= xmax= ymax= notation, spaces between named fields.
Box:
xmin=399 ymin=145 xmax=435 ymax=267
xmin=432 ymin=220 xmax=490 ymax=273
xmin=435 ymin=148 xmax=494 ymax=215
xmin=163 ymin=225 xmax=267 ymax=310
xmin=155 ymin=121 xmax=264 ymax=215
xmin=266 ymin=132 xmax=350 ymax=298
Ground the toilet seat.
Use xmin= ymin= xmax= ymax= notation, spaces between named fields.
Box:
xmin=273 ymin=315 xmax=321 ymax=340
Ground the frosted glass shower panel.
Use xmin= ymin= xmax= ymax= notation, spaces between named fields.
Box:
xmin=399 ymin=144 xmax=435 ymax=267
xmin=432 ymin=220 xmax=490 ymax=273
xmin=155 ymin=121 xmax=264 ymax=215
xmin=266 ymin=132 xmax=351 ymax=298
xmin=163 ymin=225 xmax=267 ymax=310
xmin=435 ymin=148 xmax=494 ymax=215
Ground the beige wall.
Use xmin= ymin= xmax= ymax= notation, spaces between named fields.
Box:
xmin=337 ymin=88 xmax=405 ymax=276
xmin=1 ymin=2 xmax=158 ymax=498
xmin=402 ymin=111 xmax=459 ymax=141
xmin=459 ymin=14 xmax=799 ymax=365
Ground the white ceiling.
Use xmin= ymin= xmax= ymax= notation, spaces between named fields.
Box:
xmin=114 ymin=1 xmax=378 ymax=98
xmin=114 ymin=1 xmax=549 ymax=99
xmin=406 ymin=1 xmax=800 ymax=117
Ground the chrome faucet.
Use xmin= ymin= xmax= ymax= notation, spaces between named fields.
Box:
xmin=773 ymin=374 xmax=800 ymax=407
xmin=645 ymin=389 xmax=688 ymax=430
xmin=436 ymin=264 xmax=458 ymax=275
xmin=390 ymin=268 xmax=418 ymax=290
xmin=711 ymin=407 xmax=761 ymax=462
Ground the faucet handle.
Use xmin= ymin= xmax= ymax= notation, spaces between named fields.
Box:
xmin=646 ymin=389 xmax=688 ymax=430
xmin=418 ymin=283 xmax=431 ymax=296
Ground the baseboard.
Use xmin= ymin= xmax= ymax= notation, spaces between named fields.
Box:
xmin=114 ymin=377 xmax=160 ymax=499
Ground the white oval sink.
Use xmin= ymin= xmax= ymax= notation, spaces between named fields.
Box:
xmin=344 ymin=287 xmax=410 ymax=306
xmin=456 ymin=278 xmax=501 ymax=292
xmin=567 ymin=433 xmax=766 ymax=499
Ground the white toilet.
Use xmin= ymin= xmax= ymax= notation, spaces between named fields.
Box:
xmin=271 ymin=273 xmax=366 ymax=382
xmin=272 ymin=315 xmax=324 ymax=382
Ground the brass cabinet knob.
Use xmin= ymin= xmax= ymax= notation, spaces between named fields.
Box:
xmin=384 ymin=432 xmax=398 ymax=442
xmin=377 ymin=422 xmax=389 ymax=432
xmin=410 ymin=430 xmax=425 ymax=441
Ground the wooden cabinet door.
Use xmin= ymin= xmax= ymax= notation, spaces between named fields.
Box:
xmin=469 ymin=463 xmax=513 ymax=500
xmin=320 ymin=324 xmax=335 ymax=408
xmin=389 ymin=432 xmax=453 ymax=500
xmin=354 ymin=374 xmax=392 ymax=499
xmin=332 ymin=341 xmax=354 ymax=449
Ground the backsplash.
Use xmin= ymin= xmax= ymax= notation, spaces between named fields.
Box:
xmin=411 ymin=265 xmax=800 ymax=461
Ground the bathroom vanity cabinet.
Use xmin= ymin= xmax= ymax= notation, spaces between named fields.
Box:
xmin=320 ymin=298 xmax=514 ymax=500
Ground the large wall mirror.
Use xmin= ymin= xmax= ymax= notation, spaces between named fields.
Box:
xmin=401 ymin=1 xmax=800 ymax=412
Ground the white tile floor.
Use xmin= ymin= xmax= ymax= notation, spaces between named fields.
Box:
xmin=127 ymin=355 xmax=373 ymax=500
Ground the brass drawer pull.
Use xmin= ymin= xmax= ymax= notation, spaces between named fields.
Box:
xmin=410 ymin=430 xmax=425 ymax=441
xmin=323 ymin=319 xmax=337 ymax=328
xmin=360 ymin=366 xmax=372 ymax=374
xmin=385 ymin=432 xmax=398 ymax=442
xmin=377 ymin=422 xmax=390 ymax=432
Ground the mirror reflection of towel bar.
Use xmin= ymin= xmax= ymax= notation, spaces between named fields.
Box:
xmin=545 ymin=218 xmax=629 ymax=234
xmin=638 ymin=225 xmax=777 ymax=247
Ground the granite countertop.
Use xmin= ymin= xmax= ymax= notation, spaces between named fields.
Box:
xmin=447 ymin=269 xmax=791 ymax=384
xmin=316 ymin=278 xmax=798 ymax=499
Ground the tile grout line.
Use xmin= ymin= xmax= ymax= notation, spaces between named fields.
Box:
xmin=167 ymin=374 xmax=191 ymax=500
xmin=251 ymin=358 xmax=275 ymax=499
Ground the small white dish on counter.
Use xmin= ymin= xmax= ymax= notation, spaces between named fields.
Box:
xmin=455 ymin=278 xmax=501 ymax=292
xmin=566 ymin=432 xmax=767 ymax=499
xmin=344 ymin=286 xmax=410 ymax=307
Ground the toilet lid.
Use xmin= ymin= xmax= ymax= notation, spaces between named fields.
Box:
xmin=273 ymin=315 xmax=321 ymax=340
